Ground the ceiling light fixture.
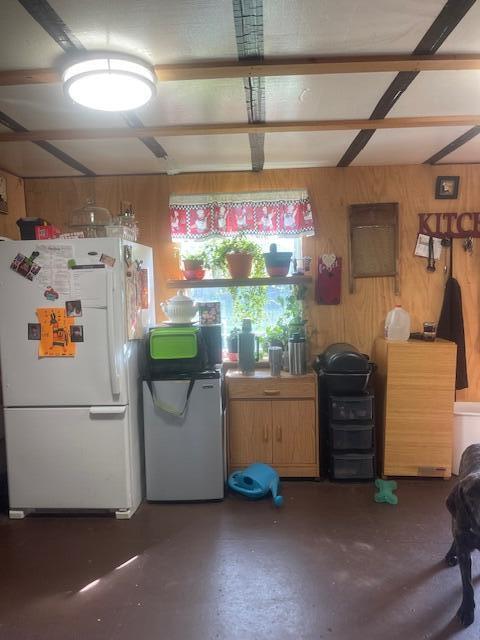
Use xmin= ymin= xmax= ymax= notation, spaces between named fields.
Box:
xmin=63 ymin=54 xmax=157 ymax=112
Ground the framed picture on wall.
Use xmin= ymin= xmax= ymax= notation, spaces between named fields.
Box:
xmin=435 ymin=176 xmax=459 ymax=199
xmin=0 ymin=175 xmax=7 ymax=214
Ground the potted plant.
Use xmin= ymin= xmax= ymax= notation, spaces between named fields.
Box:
xmin=182 ymin=250 xmax=205 ymax=271
xmin=203 ymin=236 xmax=268 ymax=324
xmin=226 ymin=251 xmax=252 ymax=279
xmin=207 ymin=236 xmax=265 ymax=279
xmin=263 ymin=243 xmax=292 ymax=277
xmin=181 ymin=249 xmax=206 ymax=280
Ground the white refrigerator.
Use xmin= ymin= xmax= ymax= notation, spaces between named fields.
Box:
xmin=0 ymin=238 xmax=155 ymax=519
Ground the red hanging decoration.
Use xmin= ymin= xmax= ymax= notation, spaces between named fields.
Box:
xmin=316 ymin=255 xmax=342 ymax=305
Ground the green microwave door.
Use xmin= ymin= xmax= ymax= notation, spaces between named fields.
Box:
xmin=149 ymin=327 xmax=199 ymax=360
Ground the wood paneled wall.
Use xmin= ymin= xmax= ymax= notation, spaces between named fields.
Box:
xmin=24 ymin=164 xmax=480 ymax=400
xmin=0 ymin=170 xmax=25 ymax=238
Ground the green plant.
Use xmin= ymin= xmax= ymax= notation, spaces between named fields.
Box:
xmin=204 ymin=236 xmax=267 ymax=322
xmin=181 ymin=248 xmax=206 ymax=264
xmin=263 ymin=285 xmax=308 ymax=350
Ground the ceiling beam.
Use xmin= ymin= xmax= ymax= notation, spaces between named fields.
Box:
xmin=1 ymin=115 xmax=480 ymax=142
xmin=3 ymin=54 xmax=480 ymax=86
xmin=0 ymin=68 xmax=60 ymax=86
xmin=155 ymin=54 xmax=480 ymax=80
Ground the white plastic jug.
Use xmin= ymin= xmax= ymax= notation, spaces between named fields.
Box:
xmin=385 ymin=305 xmax=411 ymax=341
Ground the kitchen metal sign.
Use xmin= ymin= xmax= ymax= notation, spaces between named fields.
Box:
xmin=418 ymin=212 xmax=480 ymax=238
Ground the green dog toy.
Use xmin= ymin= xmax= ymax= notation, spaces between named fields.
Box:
xmin=374 ymin=479 xmax=398 ymax=505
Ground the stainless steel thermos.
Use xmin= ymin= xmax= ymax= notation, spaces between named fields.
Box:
xmin=268 ymin=346 xmax=283 ymax=376
xmin=288 ymin=333 xmax=307 ymax=375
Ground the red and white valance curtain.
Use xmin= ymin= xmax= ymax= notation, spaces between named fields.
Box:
xmin=169 ymin=190 xmax=315 ymax=240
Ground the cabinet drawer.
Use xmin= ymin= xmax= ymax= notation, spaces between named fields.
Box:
xmin=228 ymin=377 xmax=316 ymax=399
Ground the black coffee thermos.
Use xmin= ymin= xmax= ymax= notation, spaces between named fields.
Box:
xmin=199 ymin=325 xmax=222 ymax=368
xmin=238 ymin=319 xmax=258 ymax=374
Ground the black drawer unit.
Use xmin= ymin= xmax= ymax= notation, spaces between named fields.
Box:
xmin=315 ymin=343 xmax=377 ymax=481
xmin=329 ymin=422 xmax=374 ymax=451
xmin=331 ymin=452 xmax=376 ymax=481
xmin=329 ymin=394 xmax=373 ymax=422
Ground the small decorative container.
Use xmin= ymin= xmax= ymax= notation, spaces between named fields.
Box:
xmin=161 ymin=291 xmax=198 ymax=324
xmin=264 ymin=243 xmax=292 ymax=277
xmin=68 ymin=199 xmax=112 ymax=238
xmin=105 ymin=225 xmax=137 ymax=241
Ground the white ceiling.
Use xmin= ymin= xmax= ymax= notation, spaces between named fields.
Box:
xmin=0 ymin=0 xmax=480 ymax=177
xmin=49 ymin=0 xmax=239 ymax=64
xmin=0 ymin=84 xmax=125 ymax=130
xmin=153 ymin=134 xmax=253 ymax=174
xmin=54 ymin=138 xmax=168 ymax=175
xmin=388 ymin=71 xmax=480 ymax=118
xmin=264 ymin=131 xmax=360 ymax=169
xmin=263 ymin=0 xmax=446 ymax=56
xmin=0 ymin=141 xmax=83 ymax=176
xmin=264 ymin=73 xmax=398 ymax=121
xmin=351 ymin=126 xmax=472 ymax=166
xmin=137 ymin=79 xmax=248 ymax=126
xmin=438 ymin=0 xmax=480 ymax=54
xmin=0 ymin=0 xmax=64 ymax=70
xmin=437 ymin=133 xmax=480 ymax=164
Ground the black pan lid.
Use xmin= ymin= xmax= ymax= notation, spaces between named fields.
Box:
xmin=316 ymin=342 xmax=370 ymax=373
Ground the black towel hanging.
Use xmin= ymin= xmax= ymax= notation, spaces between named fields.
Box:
xmin=450 ymin=236 xmax=453 ymax=277
xmin=437 ymin=238 xmax=468 ymax=390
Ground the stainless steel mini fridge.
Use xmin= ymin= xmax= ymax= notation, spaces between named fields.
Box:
xmin=142 ymin=371 xmax=224 ymax=501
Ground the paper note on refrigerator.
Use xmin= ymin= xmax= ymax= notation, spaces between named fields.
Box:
xmin=72 ymin=267 xmax=106 ymax=307
xmin=37 ymin=307 xmax=75 ymax=357
xmin=34 ymin=245 xmax=80 ymax=298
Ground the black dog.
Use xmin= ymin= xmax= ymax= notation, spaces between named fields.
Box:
xmin=446 ymin=444 xmax=480 ymax=626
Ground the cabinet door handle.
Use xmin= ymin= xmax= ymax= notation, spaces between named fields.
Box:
xmin=276 ymin=426 xmax=282 ymax=442
xmin=263 ymin=424 xmax=269 ymax=442
xmin=263 ymin=389 xmax=280 ymax=396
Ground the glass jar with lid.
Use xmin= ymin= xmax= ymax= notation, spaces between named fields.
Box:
xmin=68 ymin=199 xmax=112 ymax=237
xmin=106 ymin=201 xmax=139 ymax=241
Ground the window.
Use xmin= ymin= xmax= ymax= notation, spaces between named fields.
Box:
xmin=175 ymin=235 xmax=302 ymax=342
xmin=169 ymin=189 xmax=314 ymax=352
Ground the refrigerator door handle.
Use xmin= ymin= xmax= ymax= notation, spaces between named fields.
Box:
xmin=89 ymin=406 xmax=127 ymax=416
xmin=106 ymin=270 xmax=121 ymax=397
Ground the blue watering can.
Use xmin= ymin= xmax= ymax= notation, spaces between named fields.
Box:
xmin=228 ymin=463 xmax=283 ymax=507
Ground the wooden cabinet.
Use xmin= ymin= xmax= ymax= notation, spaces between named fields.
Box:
xmin=272 ymin=400 xmax=316 ymax=465
xmin=229 ymin=400 xmax=272 ymax=464
xmin=226 ymin=370 xmax=319 ymax=477
xmin=374 ymin=337 xmax=456 ymax=478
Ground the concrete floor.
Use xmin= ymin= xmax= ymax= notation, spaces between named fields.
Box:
xmin=0 ymin=479 xmax=477 ymax=640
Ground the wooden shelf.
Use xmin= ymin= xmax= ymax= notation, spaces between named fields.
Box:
xmin=167 ymin=275 xmax=312 ymax=289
